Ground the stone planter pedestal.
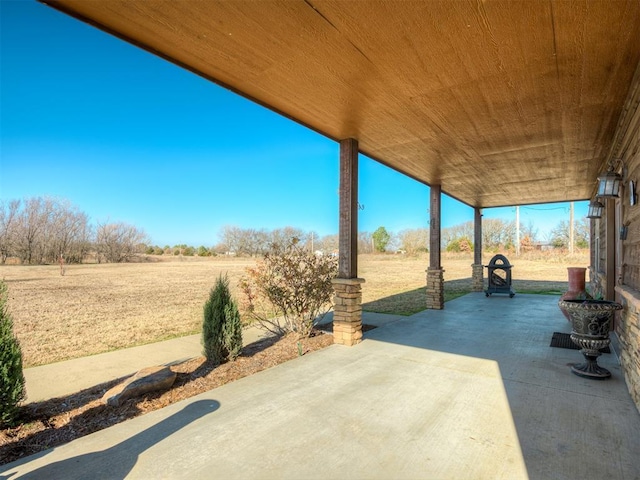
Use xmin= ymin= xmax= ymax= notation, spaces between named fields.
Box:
xmin=558 ymin=299 xmax=622 ymax=379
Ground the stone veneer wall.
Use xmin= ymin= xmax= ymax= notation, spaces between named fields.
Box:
xmin=589 ymin=268 xmax=639 ymax=413
xmin=588 ymin=267 xmax=605 ymax=300
xmin=614 ymin=285 xmax=640 ymax=414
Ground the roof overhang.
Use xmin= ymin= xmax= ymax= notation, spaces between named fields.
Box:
xmin=42 ymin=0 xmax=640 ymax=208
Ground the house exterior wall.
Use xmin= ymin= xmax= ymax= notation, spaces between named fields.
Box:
xmin=590 ymin=73 xmax=640 ymax=413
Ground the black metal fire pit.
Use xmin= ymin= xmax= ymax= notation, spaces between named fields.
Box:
xmin=485 ymin=254 xmax=515 ymax=298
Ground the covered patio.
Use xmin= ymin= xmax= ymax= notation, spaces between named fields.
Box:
xmin=3 ymin=293 xmax=639 ymax=479
xmin=21 ymin=1 xmax=640 ymax=475
xmin=38 ymin=2 xmax=640 ymax=394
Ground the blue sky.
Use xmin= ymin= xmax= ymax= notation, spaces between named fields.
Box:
xmin=0 ymin=1 xmax=587 ymax=247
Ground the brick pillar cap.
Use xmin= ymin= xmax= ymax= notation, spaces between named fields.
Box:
xmin=332 ymin=277 xmax=365 ymax=285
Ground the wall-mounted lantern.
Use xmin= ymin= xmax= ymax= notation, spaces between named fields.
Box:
xmin=597 ymin=167 xmax=623 ymax=198
xmin=587 ymin=199 xmax=604 ymax=219
xmin=596 ymin=159 xmax=624 ymax=198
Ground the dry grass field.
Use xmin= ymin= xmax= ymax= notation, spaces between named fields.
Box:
xmin=0 ymin=251 xmax=589 ymax=367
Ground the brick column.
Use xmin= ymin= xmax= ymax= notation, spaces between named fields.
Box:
xmin=426 ymin=268 xmax=444 ymax=309
xmin=332 ymin=277 xmax=365 ymax=346
xmin=471 ymin=264 xmax=484 ymax=292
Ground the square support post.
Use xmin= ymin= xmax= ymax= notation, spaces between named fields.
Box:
xmin=606 ymin=198 xmax=616 ymax=301
xmin=472 ymin=207 xmax=484 ymax=292
xmin=333 ymin=138 xmax=364 ymax=346
xmin=427 ymin=184 xmax=444 ymax=309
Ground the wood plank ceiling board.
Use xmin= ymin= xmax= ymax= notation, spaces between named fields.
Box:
xmin=43 ymin=0 xmax=640 ymax=208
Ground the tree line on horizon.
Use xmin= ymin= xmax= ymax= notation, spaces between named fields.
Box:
xmin=0 ymin=197 xmax=147 ymax=265
xmin=0 ymin=196 xmax=589 ymax=265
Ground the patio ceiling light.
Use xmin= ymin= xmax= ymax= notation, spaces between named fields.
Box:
xmin=597 ymin=163 xmax=623 ymax=198
xmin=587 ymin=199 xmax=604 ymax=219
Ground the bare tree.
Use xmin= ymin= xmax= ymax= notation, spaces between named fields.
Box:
xmin=0 ymin=200 xmax=20 ymax=264
xmin=95 ymin=221 xmax=148 ymax=263
xmin=521 ymin=220 xmax=539 ymax=243
xmin=271 ymin=226 xmax=305 ymax=251
xmin=220 ymin=226 xmax=311 ymax=257
xmin=358 ymin=231 xmax=373 ymax=254
xmin=442 ymin=221 xmax=474 ymax=249
xmin=318 ymin=234 xmax=339 ymax=254
xmin=13 ymin=197 xmax=56 ymax=265
xmin=43 ymin=200 xmax=92 ymax=264
xmin=482 ymin=218 xmax=515 ymax=250
xmin=303 ymin=230 xmax=320 ymax=252
xmin=397 ymin=228 xmax=429 ymax=255
xmin=219 ymin=225 xmax=250 ymax=256
xmin=550 ymin=218 xmax=589 ymax=249
xmin=247 ymin=228 xmax=270 ymax=256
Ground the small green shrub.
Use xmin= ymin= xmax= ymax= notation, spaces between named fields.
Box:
xmin=202 ymin=274 xmax=242 ymax=365
xmin=0 ymin=280 xmax=25 ymax=427
xmin=222 ymin=301 xmax=242 ymax=361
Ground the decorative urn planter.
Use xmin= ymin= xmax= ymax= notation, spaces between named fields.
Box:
xmin=557 ymin=299 xmax=622 ymax=379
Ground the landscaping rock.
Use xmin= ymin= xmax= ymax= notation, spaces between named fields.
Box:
xmin=101 ymin=365 xmax=176 ymax=406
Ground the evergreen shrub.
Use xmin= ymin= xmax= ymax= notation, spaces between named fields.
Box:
xmin=202 ymin=274 xmax=243 ymax=365
xmin=0 ymin=280 xmax=25 ymax=428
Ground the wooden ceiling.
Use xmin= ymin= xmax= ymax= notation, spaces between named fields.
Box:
xmin=43 ymin=0 xmax=640 ymax=208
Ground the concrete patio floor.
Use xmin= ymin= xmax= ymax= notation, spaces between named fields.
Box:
xmin=2 ymin=293 xmax=639 ymax=479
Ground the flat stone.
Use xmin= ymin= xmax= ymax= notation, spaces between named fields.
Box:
xmin=101 ymin=365 xmax=176 ymax=406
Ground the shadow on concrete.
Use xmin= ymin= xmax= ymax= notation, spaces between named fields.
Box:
xmin=2 ymin=335 xmax=283 ymax=465
xmin=2 ymin=400 xmax=219 ymax=480
xmin=362 ymin=293 xmax=640 ymax=479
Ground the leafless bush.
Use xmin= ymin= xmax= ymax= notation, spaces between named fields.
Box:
xmin=240 ymin=239 xmax=338 ymax=337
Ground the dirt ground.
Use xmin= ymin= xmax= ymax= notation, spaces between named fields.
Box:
xmin=0 ymin=252 xmax=588 ymax=367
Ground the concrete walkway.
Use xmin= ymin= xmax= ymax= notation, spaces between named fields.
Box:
xmin=3 ymin=294 xmax=640 ymax=479
xmin=22 ymin=312 xmax=404 ymax=403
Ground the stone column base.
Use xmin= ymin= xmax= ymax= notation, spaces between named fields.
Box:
xmin=331 ymin=277 xmax=365 ymax=346
xmin=426 ymin=268 xmax=445 ymax=310
xmin=471 ymin=264 xmax=484 ymax=292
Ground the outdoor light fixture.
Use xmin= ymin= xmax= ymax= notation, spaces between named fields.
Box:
xmin=597 ymin=162 xmax=623 ymax=198
xmin=620 ymin=225 xmax=629 ymax=240
xmin=587 ymin=199 xmax=604 ymax=219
